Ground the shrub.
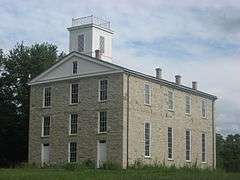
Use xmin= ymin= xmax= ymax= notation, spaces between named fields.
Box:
xmin=100 ymin=161 xmax=121 ymax=170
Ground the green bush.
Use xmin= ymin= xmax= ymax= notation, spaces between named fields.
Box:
xmin=100 ymin=161 xmax=121 ymax=170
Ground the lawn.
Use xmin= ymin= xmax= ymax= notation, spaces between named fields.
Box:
xmin=0 ymin=168 xmax=240 ymax=180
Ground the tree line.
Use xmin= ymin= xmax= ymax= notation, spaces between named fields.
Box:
xmin=0 ymin=43 xmax=239 ymax=172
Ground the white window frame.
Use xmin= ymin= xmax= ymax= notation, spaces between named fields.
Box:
xmin=70 ymin=83 xmax=79 ymax=105
xmin=167 ymin=91 xmax=174 ymax=111
xmin=201 ymin=99 xmax=207 ymax=118
xmin=144 ymin=122 xmax=151 ymax=158
xmin=185 ymin=95 xmax=191 ymax=115
xmin=72 ymin=61 xmax=78 ymax=74
xmin=98 ymin=79 xmax=108 ymax=102
xmin=41 ymin=116 xmax=50 ymax=137
xmin=43 ymin=87 xmax=51 ymax=108
xmin=167 ymin=127 xmax=173 ymax=160
xmin=186 ymin=129 xmax=191 ymax=162
xmin=69 ymin=114 xmax=78 ymax=135
xmin=144 ymin=84 xmax=151 ymax=105
xmin=68 ymin=142 xmax=77 ymax=163
xmin=98 ymin=111 xmax=107 ymax=133
xmin=201 ymin=133 xmax=207 ymax=163
xmin=78 ymin=34 xmax=84 ymax=52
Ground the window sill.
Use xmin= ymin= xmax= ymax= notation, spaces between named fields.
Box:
xmin=41 ymin=136 xmax=49 ymax=138
xmin=69 ymin=103 xmax=78 ymax=106
xmin=144 ymin=103 xmax=151 ymax=106
xmin=98 ymin=100 xmax=108 ymax=103
xmin=168 ymin=158 xmax=174 ymax=161
xmin=185 ymin=113 xmax=191 ymax=116
xmin=42 ymin=106 xmax=51 ymax=109
xmin=201 ymin=116 xmax=207 ymax=119
xmin=168 ymin=109 xmax=174 ymax=112
xmin=69 ymin=134 xmax=77 ymax=136
xmin=186 ymin=160 xmax=191 ymax=163
xmin=144 ymin=156 xmax=151 ymax=159
xmin=201 ymin=162 xmax=207 ymax=164
xmin=97 ymin=132 xmax=107 ymax=134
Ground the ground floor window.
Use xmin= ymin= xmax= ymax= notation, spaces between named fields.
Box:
xmin=186 ymin=130 xmax=191 ymax=161
xmin=168 ymin=127 xmax=173 ymax=159
xmin=69 ymin=142 xmax=77 ymax=162
xmin=144 ymin=122 xmax=151 ymax=157
xmin=202 ymin=133 xmax=206 ymax=162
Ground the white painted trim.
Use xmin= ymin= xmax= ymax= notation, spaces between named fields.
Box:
xmin=167 ymin=90 xmax=175 ymax=112
xmin=29 ymin=70 xmax=122 ymax=86
xmin=28 ymin=52 xmax=121 ymax=85
xmin=69 ymin=83 xmax=79 ymax=105
xmin=98 ymin=111 xmax=107 ymax=134
xmin=98 ymin=79 xmax=108 ymax=102
xmin=167 ymin=127 xmax=174 ymax=161
xmin=69 ymin=114 xmax=77 ymax=136
xmin=185 ymin=129 xmax=192 ymax=162
xmin=42 ymin=87 xmax=51 ymax=108
xmin=144 ymin=83 xmax=151 ymax=106
xmin=144 ymin=122 xmax=151 ymax=158
xmin=41 ymin=116 xmax=50 ymax=137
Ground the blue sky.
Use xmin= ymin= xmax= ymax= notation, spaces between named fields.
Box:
xmin=1 ymin=0 xmax=240 ymax=135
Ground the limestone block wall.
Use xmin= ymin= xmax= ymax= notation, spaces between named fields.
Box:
xmin=29 ymin=73 xmax=124 ymax=166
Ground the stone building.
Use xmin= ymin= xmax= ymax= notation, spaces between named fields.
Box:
xmin=28 ymin=16 xmax=217 ymax=168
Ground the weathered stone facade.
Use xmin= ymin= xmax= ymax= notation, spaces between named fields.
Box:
xmin=29 ymin=73 xmax=124 ymax=165
xmin=29 ymin=70 xmax=216 ymax=168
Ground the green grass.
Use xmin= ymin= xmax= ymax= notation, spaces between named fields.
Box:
xmin=0 ymin=167 xmax=239 ymax=180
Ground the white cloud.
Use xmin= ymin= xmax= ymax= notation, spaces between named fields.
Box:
xmin=0 ymin=0 xmax=239 ymax=134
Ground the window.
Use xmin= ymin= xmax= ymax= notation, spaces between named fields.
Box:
xmin=42 ymin=116 xmax=50 ymax=137
xmin=202 ymin=133 xmax=206 ymax=162
xmin=78 ymin=34 xmax=84 ymax=52
xmin=168 ymin=127 xmax=173 ymax=159
xmin=144 ymin=122 xmax=151 ymax=157
xmin=185 ymin=95 xmax=191 ymax=114
xmin=43 ymin=87 xmax=51 ymax=107
xmin=69 ymin=142 xmax=77 ymax=162
xmin=201 ymin=100 xmax=207 ymax=118
xmin=144 ymin=84 xmax=151 ymax=105
xmin=69 ymin=114 xmax=78 ymax=135
xmin=99 ymin=36 xmax=105 ymax=53
xmin=70 ymin=83 xmax=79 ymax=104
xmin=99 ymin=80 xmax=108 ymax=101
xmin=168 ymin=91 xmax=174 ymax=110
xmin=99 ymin=111 xmax=107 ymax=133
xmin=72 ymin=61 xmax=78 ymax=74
xmin=186 ymin=130 xmax=191 ymax=161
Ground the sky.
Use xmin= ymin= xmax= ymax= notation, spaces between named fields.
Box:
xmin=0 ymin=0 xmax=239 ymax=135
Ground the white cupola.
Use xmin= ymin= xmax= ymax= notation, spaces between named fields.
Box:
xmin=67 ymin=15 xmax=113 ymax=62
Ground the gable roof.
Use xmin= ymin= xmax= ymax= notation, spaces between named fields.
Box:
xmin=29 ymin=51 xmax=217 ymax=100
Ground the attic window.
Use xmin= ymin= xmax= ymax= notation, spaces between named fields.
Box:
xmin=72 ymin=61 xmax=78 ymax=74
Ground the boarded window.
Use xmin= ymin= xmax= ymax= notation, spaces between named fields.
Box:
xmin=201 ymin=100 xmax=207 ymax=118
xmin=99 ymin=36 xmax=105 ymax=53
xmin=168 ymin=91 xmax=174 ymax=110
xmin=186 ymin=95 xmax=191 ymax=114
xmin=144 ymin=84 xmax=151 ymax=105
xmin=78 ymin=34 xmax=84 ymax=52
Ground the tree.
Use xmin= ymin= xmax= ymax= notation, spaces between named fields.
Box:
xmin=0 ymin=43 xmax=61 ymax=167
